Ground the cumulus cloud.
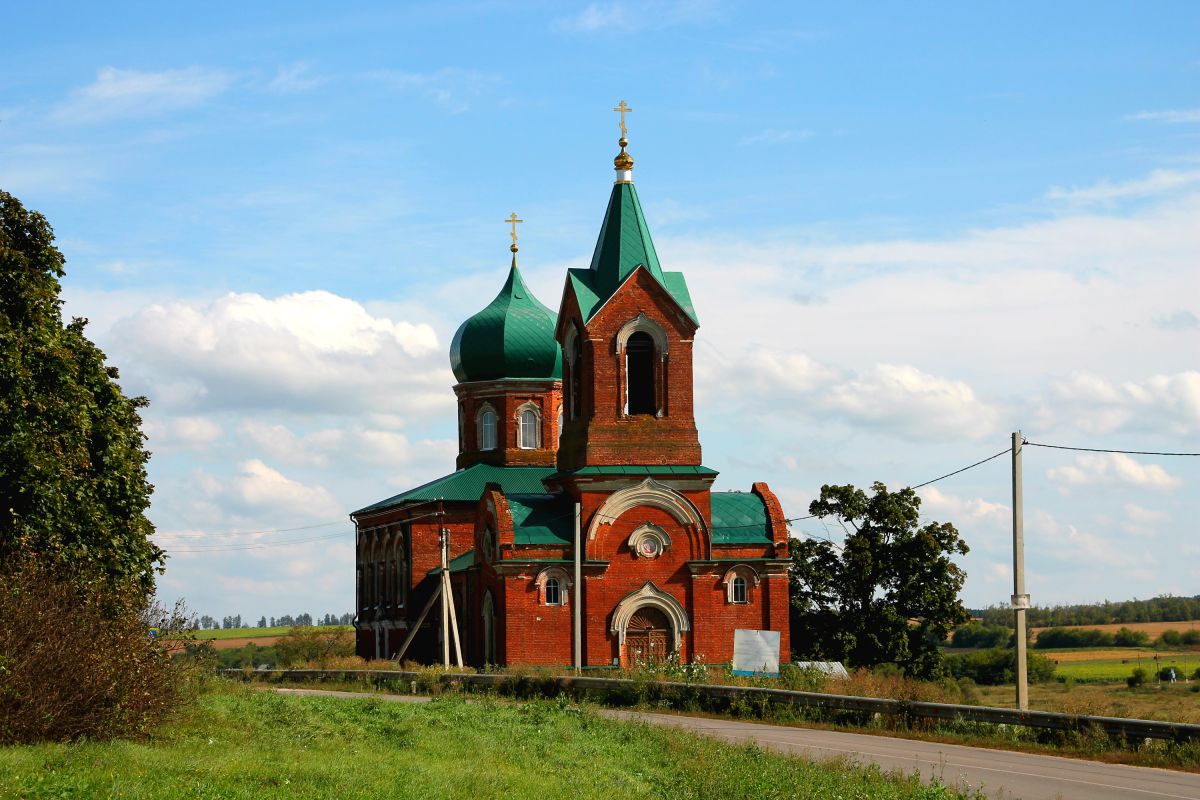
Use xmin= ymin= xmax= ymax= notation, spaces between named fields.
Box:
xmin=1123 ymin=503 xmax=1169 ymax=538
xmin=54 ymin=66 xmax=232 ymax=122
xmin=238 ymin=420 xmax=419 ymax=469
xmin=918 ymin=486 xmax=1009 ymax=522
xmin=824 ymin=364 xmax=998 ymax=440
xmin=1047 ymin=453 xmax=1182 ymax=492
xmin=143 ymin=415 xmax=223 ymax=449
xmin=110 ymin=290 xmax=444 ymax=415
xmin=1046 ymin=371 xmax=1200 ymax=435
xmin=224 ymin=459 xmax=342 ymax=519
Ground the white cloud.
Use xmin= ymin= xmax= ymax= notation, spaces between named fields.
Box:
xmin=54 ymin=66 xmax=232 ymax=122
xmin=552 ymin=0 xmax=719 ymax=33
xmin=367 ymin=68 xmax=500 ymax=113
xmin=739 ymin=129 xmax=812 ymax=146
xmin=1125 ymin=108 xmax=1200 ymax=124
xmin=109 ymin=290 xmax=444 ymax=415
xmin=238 ymin=420 xmax=416 ymax=469
xmin=266 ymin=62 xmax=325 ymax=94
xmin=1047 ymin=371 xmax=1200 ymax=435
xmin=224 ymin=459 xmax=342 ymax=519
xmin=919 ymin=486 xmax=1009 ymax=522
xmin=1123 ymin=503 xmax=1169 ymax=538
xmin=1047 ymin=453 xmax=1183 ymax=492
xmin=824 ymin=364 xmax=999 ymax=440
xmin=143 ymin=415 xmax=223 ymax=449
xmin=1046 ymin=169 xmax=1200 ymax=204
xmin=1153 ymin=309 xmax=1199 ymax=331
xmin=1031 ymin=510 xmax=1140 ymax=568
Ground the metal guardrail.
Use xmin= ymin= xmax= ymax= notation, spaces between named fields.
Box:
xmin=221 ymin=668 xmax=1200 ymax=743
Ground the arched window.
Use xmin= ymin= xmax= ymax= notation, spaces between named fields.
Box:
xmin=626 ymin=331 xmax=656 ymax=415
xmin=731 ymin=576 xmax=748 ymax=604
xmin=557 ymin=409 xmax=563 ymax=442
xmin=477 ymin=405 xmax=497 ymax=450
xmin=569 ymin=330 xmax=583 ymax=420
xmin=458 ymin=402 xmax=465 ymax=452
xmin=544 ymin=577 xmax=562 ymax=606
xmin=517 ymin=406 xmax=540 ymax=449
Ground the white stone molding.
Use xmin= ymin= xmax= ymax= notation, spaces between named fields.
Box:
xmin=514 ymin=400 xmax=542 ymax=449
xmin=627 ymin=522 xmax=672 ymax=559
xmin=610 ymin=581 xmax=691 ymax=647
xmin=563 ymin=324 xmax=583 ymax=367
xmin=614 ymin=312 xmax=669 ymax=355
xmin=587 ymin=478 xmax=708 ymax=542
xmin=722 ymin=564 xmax=760 ymax=603
xmin=534 ymin=566 xmax=571 ymax=605
xmin=475 ymin=402 xmax=498 ymax=450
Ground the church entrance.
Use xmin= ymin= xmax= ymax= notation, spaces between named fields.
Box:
xmin=623 ymin=606 xmax=672 ymax=667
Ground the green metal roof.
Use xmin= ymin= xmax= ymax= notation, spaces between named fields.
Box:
xmin=430 ymin=549 xmax=476 ymax=575
xmin=351 ymin=464 xmax=556 ymax=515
xmin=554 ymin=464 xmax=718 ymax=477
xmin=450 ymin=259 xmax=562 ymax=383
xmin=506 ymin=494 xmax=573 ymax=545
xmin=569 ymin=182 xmax=698 ymax=325
xmin=711 ymin=492 xmax=773 ymax=545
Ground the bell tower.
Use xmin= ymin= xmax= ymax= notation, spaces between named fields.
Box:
xmin=555 ymin=105 xmax=702 ymax=471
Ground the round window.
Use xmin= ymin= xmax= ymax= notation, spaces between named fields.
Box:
xmin=638 ymin=538 xmax=661 ymax=558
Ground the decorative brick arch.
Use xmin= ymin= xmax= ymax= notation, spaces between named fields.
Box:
xmin=587 ymin=478 xmax=708 ymax=542
xmin=610 ymin=581 xmax=691 ymax=648
xmin=614 ymin=312 xmax=669 ymax=355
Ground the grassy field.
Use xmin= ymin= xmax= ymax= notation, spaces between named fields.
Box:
xmin=0 ymin=684 xmax=977 ymax=800
xmin=1040 ymin=649 xmax=1198 ymax=682
xmin=975 ymin=681 xmax=1200 ymax=723
xmin=191 ymin=625 xmax=352 ymax=641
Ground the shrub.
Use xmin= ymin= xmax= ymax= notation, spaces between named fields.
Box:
xmin=1113 ymin=627 xmax=1150 ymax=647
xmin=1157 ymin=629 xmax=1183 ymax=647
xmin=945 ymin=647 xmax=1056 ymax=685
xmin=1034 ymin=627 xmax=1114 ymax=649
xmin=949 ymin=623 xmax=1011 ymax=649
xmin=0 ymin=561 xmax=193 ymax=744
xmin=1181 ymin=629 xmax=1200 ymax=646
xmin=1127 ymin=668 xmax=1148 ymax=688
xmin=274 ymin=626 xmax=354 ymax=667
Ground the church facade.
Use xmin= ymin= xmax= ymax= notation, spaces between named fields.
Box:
xmin=351 ymin=115 xmax=792 ymax=668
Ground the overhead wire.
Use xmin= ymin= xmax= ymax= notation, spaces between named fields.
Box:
xmin=1025 ymin=441 xmax=1200 ymax=457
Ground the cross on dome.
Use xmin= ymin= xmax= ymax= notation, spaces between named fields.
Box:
xmin=504 ymin=212 xmax=523 ymax=254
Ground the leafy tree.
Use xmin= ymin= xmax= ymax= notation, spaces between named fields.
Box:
xmin=0 ymin=191 xmax=160 ymax=594
xmin=789 ymin=482 xmax=971 ymax=678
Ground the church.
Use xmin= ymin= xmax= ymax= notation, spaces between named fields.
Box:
xmin=351 ymin=106 xmax=792 ymax=668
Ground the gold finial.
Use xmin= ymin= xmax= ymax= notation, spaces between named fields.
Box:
xmin=504 ymin=212 xmax=523 ymax=254
xmin=613 ymin=100 xmax=632 ymax=137
xmin=612 ymin=100 xmax=634 ymax=178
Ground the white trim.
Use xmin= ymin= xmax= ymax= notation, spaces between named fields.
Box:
xmin=587 ymin=478 xmax=708 ymax=542
xmin=475 ymin=403 xmax=498 ymax=451
xmin=615 ymin=312 xmax=669 ymax=355
xmin=722 ymin=564 xmax=760 ymax=604
xmin=515 ymin=401 xmax=542 ymax=449
xmin=610 ymin=581 xmax=690 ymax=648
xmin=627 ymin=522 xmax=671 ymax=559
xmin=534 ymin=566 xmax=571 ymax=606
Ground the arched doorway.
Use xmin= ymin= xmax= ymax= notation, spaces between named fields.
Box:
xmin=623 ymin=606 xmax=672 ymax=667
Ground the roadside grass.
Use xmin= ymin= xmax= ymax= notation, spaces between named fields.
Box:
xmin=190 ymin=625 xmax=352 ymax=641
xmin=975 ymin=681 xmax=1200 ymax=724
xmin=0 ymin=683 xmax=979 ymax=800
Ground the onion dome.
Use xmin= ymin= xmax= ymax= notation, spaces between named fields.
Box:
xmin=449 ymin=255 xmax=562 ymax=383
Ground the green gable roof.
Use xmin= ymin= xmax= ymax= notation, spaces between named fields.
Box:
xmin=570 ymin=182 xmax=698 ymax=325
xmin=711 ymin=492 xmax=773 ymax=545
xmin=351 ymin=464 xmax=556 ymax=516
xmin=507 ymin=494 xmax=573 ymax=545
xmin=450 ymin=260 xmax=562 ymax=383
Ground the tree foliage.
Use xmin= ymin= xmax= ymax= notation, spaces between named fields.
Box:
xmin=975 ymin=594 xmax=1200 ymax=628
xmin=789 ymin=482 xmax=971 ymax=678
xmin=0 ymin=190 xmax=160 ymax=593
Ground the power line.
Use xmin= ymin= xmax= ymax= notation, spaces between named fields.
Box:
xmin=1026 ymin=441 xmax=1200 ymax=457
xmin=910 ymin=447 xmax=1012 ymax=489
xmin=168 ymin=531 xmax=352 ymax=553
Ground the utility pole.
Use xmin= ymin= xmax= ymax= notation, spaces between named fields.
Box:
xmin=1011 ymin=431 xmax=1030 ymax=711
xmin=573 ymin=501 xmax=582 ymax=674
xmin=439 ymin=503 xmax=450 ymax=669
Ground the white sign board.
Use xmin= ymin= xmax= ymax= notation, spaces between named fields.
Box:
xmin=732 ymin=629 xmax=780 ymax=676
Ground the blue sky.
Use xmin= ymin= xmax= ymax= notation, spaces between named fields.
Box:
xmin=2 ymin=2 xmax=1198 ymax=619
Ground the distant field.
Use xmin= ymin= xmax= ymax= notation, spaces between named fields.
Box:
xmin=191 ymin=625 xmax=352 ymax=641
xmin=1031 ymin=620 xmax=1200 ymax=640
xmin=1044 ymin=652 xmax=1198 ymax=682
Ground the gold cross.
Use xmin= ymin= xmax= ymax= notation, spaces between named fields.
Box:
xmin=504 ymin=212 xmax=523 ymax=246
xmin=613 ymin=100 xmax=632 ymax=137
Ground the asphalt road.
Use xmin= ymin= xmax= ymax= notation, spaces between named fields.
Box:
xmin=270 ymin=688 xmax=1200 ymax=799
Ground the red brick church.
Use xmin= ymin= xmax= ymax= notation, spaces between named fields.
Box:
xmin=352 ymin=110 xmax=792 ymax=668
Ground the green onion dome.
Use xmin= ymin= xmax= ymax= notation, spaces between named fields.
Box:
xmin=449 ymin=260 xmax=562 ymax=383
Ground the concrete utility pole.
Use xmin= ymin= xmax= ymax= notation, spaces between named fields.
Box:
xmin=440 ymin=526 xmax=450 ymax=668
xmin=573 ymin=501 xmax=582 ymax=674
xmin=1011 ymin=431 xmax=1030 ymax=711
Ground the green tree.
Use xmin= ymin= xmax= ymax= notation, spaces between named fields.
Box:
xmin=0 ymin=190 xmax=160 ymax=593
xmin=789 ymin=482 xmax=971 ymax=678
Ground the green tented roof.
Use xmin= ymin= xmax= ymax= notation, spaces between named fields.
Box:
xmin=450 ymin=260 xmax=563 ymax=383
xmin=569 ymin=182 xmax=698 ymax=325
xmin=352 ymin=464 xmax=556 ymax=515
xmin=711 ymin=492 xmax=773 ymax=545
xmin=506 ymin=494 xmax=573 ymax=545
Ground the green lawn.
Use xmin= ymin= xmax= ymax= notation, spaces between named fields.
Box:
xmin=190 ymin=625 xmax=352 ymax=640
xmin=1052 ymin=655 xmax=1197 ymax=683
xmin=0 ymin=684 xmax=977 ymax=799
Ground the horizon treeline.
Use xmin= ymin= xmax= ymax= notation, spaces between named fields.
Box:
xmin=195 ymin=612 xmax=353 ymax=630
xmin=972 ymin=594 xmax=1200 ymax=629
